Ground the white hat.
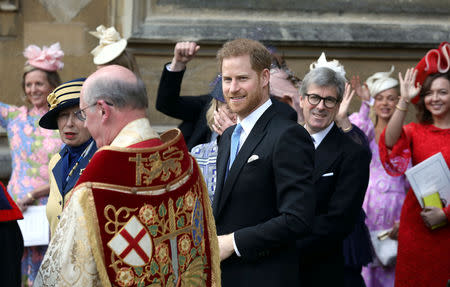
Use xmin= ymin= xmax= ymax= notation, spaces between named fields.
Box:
xmin=365 ymin=66 xmax=398 ymax=98
xmin=90 ymin=25 xmax=127 ymax=65
xmin=310 ymin=52 xmax=346 ymax=80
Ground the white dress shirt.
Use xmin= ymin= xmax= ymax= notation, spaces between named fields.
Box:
xmin=309 ymin=122 xmax=334 ymax=149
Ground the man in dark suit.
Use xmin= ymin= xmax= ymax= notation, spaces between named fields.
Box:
xmin=212 ymin=38 xmax=315 ymax=286
xmin=156 ymin=41 xmax=297 ymax=150
xmin=296 ymin=66 xmax=371 ymax=286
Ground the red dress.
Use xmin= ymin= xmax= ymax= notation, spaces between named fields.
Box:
xmin=379 ymin=122 xmax=450 ymax=287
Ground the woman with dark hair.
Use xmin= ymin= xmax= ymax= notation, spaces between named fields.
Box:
xmin=0 ymin=43 xmax=64 ymax=286
xmin=379 ymin=42 xmax=450 ymax=287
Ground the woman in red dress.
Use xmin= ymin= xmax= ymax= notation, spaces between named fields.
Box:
xmin=379 ymin=42 xmax=450 ymax=287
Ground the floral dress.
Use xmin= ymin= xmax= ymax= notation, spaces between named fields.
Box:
xmin=0 ymin=102 xmax=62 ymax=287
xmin=379 ymin=122 xmax=450 ymax=287
xmin=349 ymin=103 xmax=408 ymax=287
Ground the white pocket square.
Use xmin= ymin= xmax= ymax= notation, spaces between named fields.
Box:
xmin=247 ymin=154 xmax=259 ymax=163
xmin=322 ymin=172 xmax=334 ymax=177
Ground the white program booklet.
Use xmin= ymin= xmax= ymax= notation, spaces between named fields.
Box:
xmin=17 ymin=205 xmax=50 ymax=247
xmin=405 ymin=152 xmax=450 ymax=208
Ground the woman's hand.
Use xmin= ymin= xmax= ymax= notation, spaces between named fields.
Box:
xmin=351 ymin=75 xmax=371 ymax=102
xmin=17 ymin=193 xmax=35 ymax=212
xmin=398 ymin=68 xmax=421 ymax=102
xmin=420 ymin=206 xmax=447 ymax=229
xmin=213 ymin=107 xmax=236 ymax=136
xmin=335 ymin=82 xmax=355 ymax=131
xmin=336 ymin=82 xmax=355 ymax=121
xmin=388 ymin=221 xmax=400 ymax=240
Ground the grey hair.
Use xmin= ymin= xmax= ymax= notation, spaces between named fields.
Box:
xmin=84 ymin=76 xmax=148 ymax=109
xmin=300 ymin=67 xmax=346 ymax=102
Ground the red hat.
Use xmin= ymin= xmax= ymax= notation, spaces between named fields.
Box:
xmin=412 ymin=42 xmax=449 ymax=104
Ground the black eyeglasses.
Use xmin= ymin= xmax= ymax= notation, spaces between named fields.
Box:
xmin=305 ymin=93 xmax=339 ymax=109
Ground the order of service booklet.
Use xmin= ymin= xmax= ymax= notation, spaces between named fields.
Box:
xmin=405 ymin=152 xmax=450 ymax=209
xmin=17 ymin=205 xmax=50 ymax=247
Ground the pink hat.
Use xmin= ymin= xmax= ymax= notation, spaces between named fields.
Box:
xmin=412 ymin=41 xmax=449 ymax=104
xmin=23 ymin=42 xmax=64 ymax=72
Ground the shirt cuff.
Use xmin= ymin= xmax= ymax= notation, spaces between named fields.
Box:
xmin=232 ymin=233 xmax=241 ymax=257
xmin=165 ymin=63 xmax=173 ymax=71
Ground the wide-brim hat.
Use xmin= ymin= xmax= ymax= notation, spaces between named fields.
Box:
xmin=90 ymin=25 xmax=128 ymax=65
xmin=39 ymin=78 xmax=86 ymax=129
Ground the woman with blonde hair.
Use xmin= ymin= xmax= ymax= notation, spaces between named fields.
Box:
xmin=337 ymin=67 xmax=409 ymax=287
xmin=0 ymin=43 xmax=64 ymax=286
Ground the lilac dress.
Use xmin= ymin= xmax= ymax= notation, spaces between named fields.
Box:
xmin=349 ymin=102 xmax=408 ymax=287
xmin=0 ymin=102 xmax=62 ymax=287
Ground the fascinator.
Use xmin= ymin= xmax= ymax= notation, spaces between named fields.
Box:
xmin=90 ymin=25 xmax=127 ymax=65
xmin=412 ymin=42 xmax=449 ymax=104
xmin=366 ymin=66 xmax=398 ymax=101
xmin=23 ymin=42 xmax=64 ymax=72
xmin=310 ymin=52 xmax=346 ymax=80
xmin=39 ymin=78 xmax=86 ymax=129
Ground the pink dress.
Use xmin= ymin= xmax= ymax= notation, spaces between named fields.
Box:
xmin=349 ymin=103 xmax=408 ymax=287
xmin=379 ymin=122 xmax=450 ymax=287
xmin=0 ymin=102 xmax=62 ymax=287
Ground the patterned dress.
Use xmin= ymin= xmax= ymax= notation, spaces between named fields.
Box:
xmin=0 ymin=102 xmax=62 ymax=287
xmin=349 ymin=103 xmax=408 ymax=287
xmin=379 ymin=122 xmax=450 ymax=287
xmin=190 ymin=134 xmax=219 ymax=204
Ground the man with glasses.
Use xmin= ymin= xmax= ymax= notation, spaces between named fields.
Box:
xmin=35 ymin=65 xmax=220 ymax=287
xmin=296 ymin=67 xmax=370 ymax=287
xmin=38 ymin=78 xmax=97 ymax=236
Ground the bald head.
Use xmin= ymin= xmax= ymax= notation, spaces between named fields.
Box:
xmin=82 ymin=65 xmax=148 ymax=109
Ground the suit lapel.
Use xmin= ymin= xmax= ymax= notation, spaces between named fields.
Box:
xmin=313 ymin=124 xmax=341 ymax=182
xmin=214 ymin=106 xmax=276 ymax=218
xmin=212 ymin=129 xmax=231 ymax=217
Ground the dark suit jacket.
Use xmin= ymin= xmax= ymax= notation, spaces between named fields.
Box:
xmin=213 ymin=104 xmax=315 ymax=287
xmin=156 ymin=64 xmax=297 ymax=150
xmin=296 ymin=124 xmax=371 ymax=287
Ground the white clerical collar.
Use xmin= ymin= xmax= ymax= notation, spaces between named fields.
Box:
xmin=110 ymin=118 xmax=160 ymax=147
xmin=239 ymin=98 xmax=272 ymax=137
xmin=309 ymin=122 xmax=334 ymax=149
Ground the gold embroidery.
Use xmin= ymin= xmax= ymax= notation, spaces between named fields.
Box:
xmin=129 ymin=147 xmax=184 ymax=186
xmin=104 ymin=205 xmax=138 ymax=235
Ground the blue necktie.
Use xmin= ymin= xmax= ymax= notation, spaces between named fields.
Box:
xmin=228 ymin=123 xmax=242 ymax=170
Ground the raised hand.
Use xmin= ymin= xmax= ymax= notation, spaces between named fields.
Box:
xmin=170 ymin=42 xmax=201 ymax=71
xmin=335 ymin=82 xmax=355 ymax=132
xmin=351 ymin=75 xmax=371 ymax=102
xmin=398 ymin=68 xmax=421 ymax=102
xmin=336 ymin=82 xmax=355 ymax=121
